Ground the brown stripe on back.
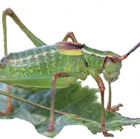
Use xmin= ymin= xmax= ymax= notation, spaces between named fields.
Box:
xmin=56 ymin=41 xmax=83 ymax=55
xmin=58 ymin=41 xmax=84 ymax=50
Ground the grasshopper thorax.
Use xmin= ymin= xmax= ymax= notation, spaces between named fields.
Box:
xmin=103 ymin=52 xmax=122 ymax=83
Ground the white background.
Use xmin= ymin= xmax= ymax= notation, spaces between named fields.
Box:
xmin=0 ymin=0 xmax=140 ymax=139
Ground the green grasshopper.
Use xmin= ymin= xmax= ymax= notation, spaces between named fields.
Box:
xmin=0 ymin=8 xmax=140 ymax=137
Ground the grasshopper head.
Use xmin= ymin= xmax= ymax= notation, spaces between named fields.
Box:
xmin=103 ymin=42 xmax=140 ymax=83
xmin=103 ymin=52 xmax=122 ymax=83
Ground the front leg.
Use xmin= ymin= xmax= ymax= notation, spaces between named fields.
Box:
xmin=107 ymin=82 xmax=123 ymax=112
xmin=93 ymin=75 xmax=113 ymax=137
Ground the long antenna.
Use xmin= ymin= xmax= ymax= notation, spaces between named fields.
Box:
xmin=120 ymin=42 xmax=140 ymax=60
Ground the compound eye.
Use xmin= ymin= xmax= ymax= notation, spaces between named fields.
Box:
xmin=112 ymin=56 xmax=120 ymax=62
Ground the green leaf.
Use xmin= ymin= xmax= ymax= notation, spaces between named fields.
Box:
xmin=0 ymin=82 xmax=140 ymax=137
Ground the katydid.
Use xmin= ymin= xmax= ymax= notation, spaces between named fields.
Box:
xmin=0 ymin=8 xmax=140 ymax=137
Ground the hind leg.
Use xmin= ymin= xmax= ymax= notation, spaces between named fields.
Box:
xmin=0 ymin=8 xmax=46 ymax=115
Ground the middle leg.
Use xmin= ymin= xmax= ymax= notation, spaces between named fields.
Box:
xmin=93 ymin=75 xmax=114 ymax=137
xmin=107 ymin=82 xmax=123 ymax=112
xmin=48 ymin=72 xmax=87 ymax=132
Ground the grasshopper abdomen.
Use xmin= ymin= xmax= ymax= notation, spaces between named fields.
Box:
xmin=0 ymin=43 xmax=87 ymax=89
